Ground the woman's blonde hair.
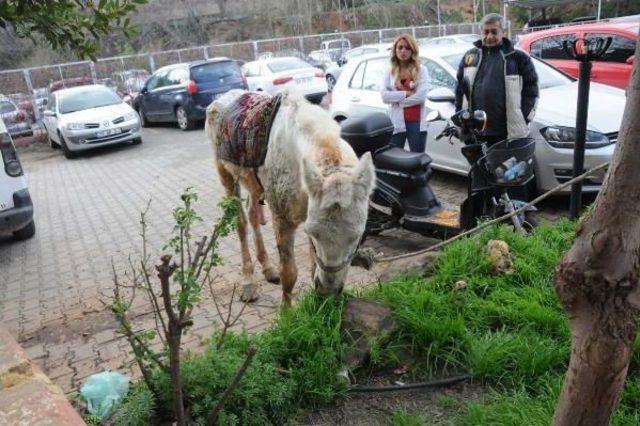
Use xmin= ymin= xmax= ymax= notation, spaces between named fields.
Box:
xmin=390 ymin=33 xmax=420 ymax=83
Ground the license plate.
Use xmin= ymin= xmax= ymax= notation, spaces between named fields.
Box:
xmin=296 ymin=76 xmax=313 ymax=84
xmin=96 ymin=128 xmax=121 ymax=138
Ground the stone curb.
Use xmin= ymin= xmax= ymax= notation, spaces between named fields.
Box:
xmin=0 ymin=325 xmax=86 ymax=425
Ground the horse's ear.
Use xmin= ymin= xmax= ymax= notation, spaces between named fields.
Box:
xmin=352 ymin=152 xmax=376 ymax=196
xmin=302 ymin=157 xmax=323 ymax=197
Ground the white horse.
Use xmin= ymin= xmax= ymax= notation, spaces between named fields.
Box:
xmin=206 ymin=90 xmax=375 ymax=306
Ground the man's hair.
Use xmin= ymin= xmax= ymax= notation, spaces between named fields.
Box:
xmin=481 ymin=13 xmax=504 ymax=29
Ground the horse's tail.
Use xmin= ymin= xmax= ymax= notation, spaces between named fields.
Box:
xmin=205 ymin=101 xmax=220 ymax=150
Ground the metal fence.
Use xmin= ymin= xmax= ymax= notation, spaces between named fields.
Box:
xmin=1 ymin=22 xmax=490 ymax=96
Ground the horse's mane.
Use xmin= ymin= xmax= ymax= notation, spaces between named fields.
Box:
xmin=286 ymin=92 xmax=344 ymax=167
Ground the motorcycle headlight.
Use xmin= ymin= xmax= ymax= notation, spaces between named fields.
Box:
xmin=124 ymin=111 xmax=138 ymax=121
xmin=540 ymin=126 xmax=611 ymax=149
xmin=65 ymin=122 xmax=85 ymax=130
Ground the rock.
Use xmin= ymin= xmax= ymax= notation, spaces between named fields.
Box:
xmin=486 ymin=240 xmax=514 ymax=275
xmin=342 ymin=299 xmax=397 ymax=370
xmin=377 ymin=252 xmax=441 ymax=282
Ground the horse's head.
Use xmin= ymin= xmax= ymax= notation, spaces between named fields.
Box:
xmin=302 ymin=152 xmax=376 ymax=296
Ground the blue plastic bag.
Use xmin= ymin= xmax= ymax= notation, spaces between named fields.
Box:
xmin=80 ymin=371 xmax=130 ymax=421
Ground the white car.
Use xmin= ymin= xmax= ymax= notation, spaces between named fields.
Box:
xmin=42 ymin=84 xmax=141 ymax=159
xmin=330 ymin=46 xmax=624 ymax=194
xmin=419 ymin=34 xmax=480 ymax=48
xmin=241 ymin=57 xmax=328 ymax=104
xmin=0 ymin=118 xmax=35 ymax=240
xmin=325 ymin=43 xmax=392 ymax=90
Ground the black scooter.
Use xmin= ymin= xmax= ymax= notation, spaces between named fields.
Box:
xmin=340 ymin=109 xmax=536 ymax=239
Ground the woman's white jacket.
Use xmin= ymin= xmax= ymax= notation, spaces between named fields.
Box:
xmin=379 ymin=64 xmax=429 ymax=134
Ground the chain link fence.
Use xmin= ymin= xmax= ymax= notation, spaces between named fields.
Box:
xmin=1 ymin=21 xmax=497 ymax=142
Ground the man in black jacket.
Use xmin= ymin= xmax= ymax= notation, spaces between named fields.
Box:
xmin=455 ymin=13 xmax=539 ymax=146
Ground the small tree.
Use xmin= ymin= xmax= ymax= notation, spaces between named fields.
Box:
xmin=552 ymin=37 xmax=640 ymax=425
xmin=110 ymin=189 xmax=250 ymax=425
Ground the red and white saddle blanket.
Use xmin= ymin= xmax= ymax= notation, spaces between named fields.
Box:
xmin=214 ymin=91 xmax=282 ymax=168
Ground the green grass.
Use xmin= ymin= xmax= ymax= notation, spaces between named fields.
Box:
xmin=361 ymin=220 xmax=640 ymax=425
xmin=112 ymin=218 xmax=640 ymax=424
xmin=389 ymin=408 xmax=427 ymax=425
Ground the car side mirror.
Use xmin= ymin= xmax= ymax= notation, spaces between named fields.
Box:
xmin=140 ymin=86 xmax=148 ymax=94
xmin=427 ymin=87 xmax=456 ymax=103
xmin=43 ymin=110 xmax=55 ymax=117
xmin=626 ymin=55 xmax=635 ymax=65
xmin=425 ymin=110 xmax=443 ymax=122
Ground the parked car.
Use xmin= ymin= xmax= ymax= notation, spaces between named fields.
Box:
xmin=112 ymin=69 xmax=151 ymax=105
xmin=321 ymin=38 xmax=351 ymax=51
xmin=242 ymin=57 xmax=328 ymax=104
xmin=0 ymin=118 xmax=35 ymax=240
xmin=33 ymin=88 xmax=48 ymax=117
xmin=42 ymin=84 xmax=141 ymax=159
xmin=7 ymin=93 xmax=36 ymax=123
xmin=419 ymin=34 xmax=480 ymax=48
xmin=516 ymin=20 xmax=639 ymax=89
xmin=0 ymin=96 xmax=33 ymax=138
xmin=49 ymin=76 xmax=94 ymax=93
xmin=134 ymin=57 xmax=246 ymax=130
xmin=325 ymin=43 xmax=392 ymax=90
xmin=330 ymin=46 xmax=625 ymax=194
xmin=306 ymin=50 xmax=337 ymax=71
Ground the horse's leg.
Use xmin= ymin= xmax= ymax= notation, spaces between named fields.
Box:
xmin=217 ymin=163 xmax=258 ymax=303
xmin=242 ymin=174 xmax=280 ymax=285
xmin=273 ymin=217 xmax=298 ymax=308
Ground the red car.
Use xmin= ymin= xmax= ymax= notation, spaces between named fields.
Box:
xmin=517 ymin=20 xmax=638 ymax=89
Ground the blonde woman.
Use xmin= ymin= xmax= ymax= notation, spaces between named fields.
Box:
xmin=380 ymin=34 xmax=429 ymax=153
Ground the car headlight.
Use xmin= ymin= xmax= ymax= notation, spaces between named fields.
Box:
xmin=65 ymin=122 xmax=85 ymax=130
xmin=540 ymin=126 xmax=611 ymax=149
xmin=124 ymin=111 xmax=138 ymax=121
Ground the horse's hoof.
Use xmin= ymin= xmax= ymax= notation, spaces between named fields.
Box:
xmin=264 ymin=268 xmax=280 ymax=284
xmin=240 ymin=284 xmax=259 ymax=303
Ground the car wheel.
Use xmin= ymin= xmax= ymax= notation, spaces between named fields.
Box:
xmin=132 ymin=137 xmax=142 ymax=145
xmin=176 ymin=106 xmax=195 ymax=131
xmin=326 ymin=74 xmax=336 ymax=91
xmin=58 ymin=132 xmax=76 ymax=159
xmin=47 ymin=131 xmax=59 ymax=149
xmin=138 ymin=105 xmax=150 ymax=128
xmin=13 ymin=220 xmax=35 ymax=240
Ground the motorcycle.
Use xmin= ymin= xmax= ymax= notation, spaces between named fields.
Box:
xmin=339 ymin=109 xmax=537 ymax=239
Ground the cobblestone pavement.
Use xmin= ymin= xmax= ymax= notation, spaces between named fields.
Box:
xmin=0 ymin=125 xmax=569 ymax=394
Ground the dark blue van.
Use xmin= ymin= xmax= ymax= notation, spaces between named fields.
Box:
xmin=135 ymin=58 xmax=247 ymax=130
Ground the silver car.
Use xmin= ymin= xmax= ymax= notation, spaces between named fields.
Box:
xmin=42 ymin=85 xmax=141 ymax=159
xmin=330 ymin=46 xmax=624 ymax=194
xmin=0 ymin=96 xmax=32 ymax=139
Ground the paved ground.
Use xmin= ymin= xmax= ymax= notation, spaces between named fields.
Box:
xmin=0 ymin=124 xmax=569 ymax=394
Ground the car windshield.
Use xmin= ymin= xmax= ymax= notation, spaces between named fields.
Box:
xmin=191 ymin=61 xmax=240 ymax=84
xmin=0 ymin=101 xmax=16 ymax=114
xmin=58 ymin=87 xmax=122 ymax=114
xmin=441 ymin=53 xmax=571 ymax=89
xmin=267 ymin=58 xmax=312 ymax=73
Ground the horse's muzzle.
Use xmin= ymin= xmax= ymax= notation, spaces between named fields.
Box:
xmin=314 ymin=275 xmax=344 ymax=297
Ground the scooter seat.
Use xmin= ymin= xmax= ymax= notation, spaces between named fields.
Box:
xmin=374 ymin=147 xmax=432 ymax=173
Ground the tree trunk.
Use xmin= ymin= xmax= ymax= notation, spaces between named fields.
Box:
xmin=552 ymin=38 xmax=640 ymax=425
xmin=169 ymin=328 xmax=186 ymax=426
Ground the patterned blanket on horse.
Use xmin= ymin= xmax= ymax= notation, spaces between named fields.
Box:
xmin=215 ymin=92 xmax=282 ymax=168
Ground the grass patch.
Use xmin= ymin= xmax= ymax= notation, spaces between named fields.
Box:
xmin=112 ymin=219 xmax=640 ymax=424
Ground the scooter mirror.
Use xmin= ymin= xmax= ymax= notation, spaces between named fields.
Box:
xmin=425 ymin=110 xmax=442 ymax=122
